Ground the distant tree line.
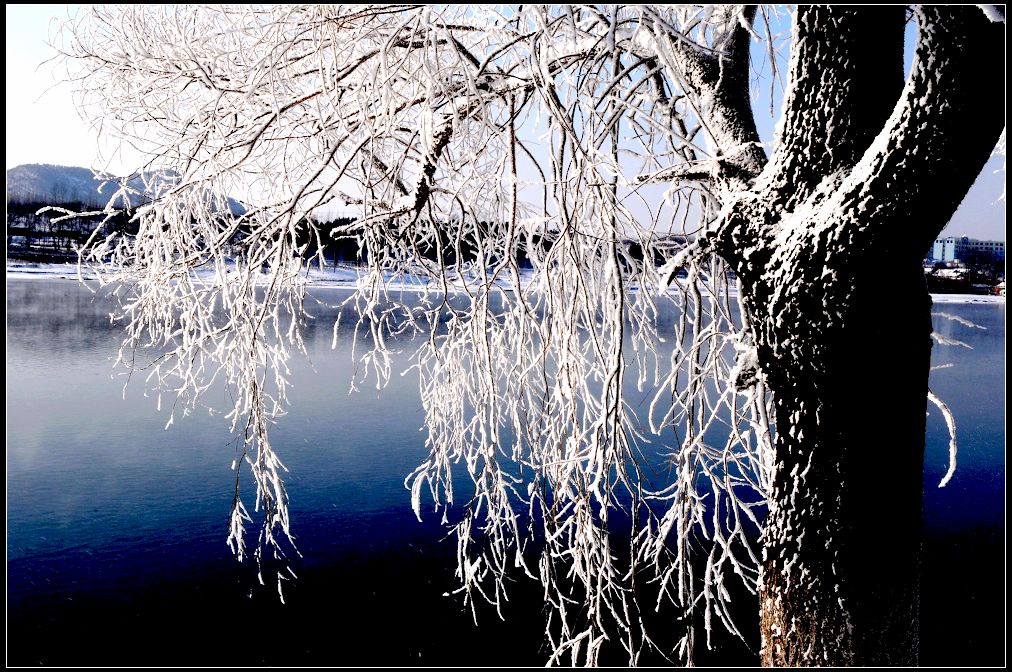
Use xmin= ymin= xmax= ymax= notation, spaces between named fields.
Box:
xmin=6 ymin=200 xmax=137 ymax=263
xmin=11 ymin=202 xmax=999 ymax=296
xmin=5 ymin=200 xmax=724 ymax=278
xmin=298 ymin=215 xmax=691 ymax=272
xmin=7 ymin=198 xmax=725 ymax=278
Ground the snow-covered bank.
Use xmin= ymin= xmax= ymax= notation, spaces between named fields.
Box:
xmin=6 ymin=261 xmax=367 ymax=288
xmin=6 ymin=261 xmax=97 ymax=281
xmin=930 ymin=293 xmax=1005 ymax=304
xmin=4 ymin=261 xmax=507 ymax=292
xmin=5 ymin=261 xmax=1007 ymax=304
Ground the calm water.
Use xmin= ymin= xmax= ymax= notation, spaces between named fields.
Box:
xmin=6 ymin=280 xmax=1005 ymax=665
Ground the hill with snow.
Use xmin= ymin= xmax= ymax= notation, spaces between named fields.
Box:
xmin=6 ymin=163 xmax=244 ymax=213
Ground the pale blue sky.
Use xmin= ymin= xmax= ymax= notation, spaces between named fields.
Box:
xmin=5 ymin=4 xmax=1005 ymax=240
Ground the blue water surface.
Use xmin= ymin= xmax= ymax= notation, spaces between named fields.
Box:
xmin=5 ymin=280 xmax=1004 ymax=665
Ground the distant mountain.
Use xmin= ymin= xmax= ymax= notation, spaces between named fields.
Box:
xmin=6 ymin=163 xmax=244 ymax=214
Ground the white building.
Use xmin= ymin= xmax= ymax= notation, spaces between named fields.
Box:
xmin=930 ymin=236 xmax=1005 ymax=263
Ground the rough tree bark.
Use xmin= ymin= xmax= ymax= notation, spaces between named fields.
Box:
xmin=680 ymin=5 xmax=1003 ymax=665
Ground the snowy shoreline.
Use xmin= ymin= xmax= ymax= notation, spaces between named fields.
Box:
xmin=5 ymin=261 xmax=1006 ymax=304
xmin=6 ymin=260 xmax=365 ymax=288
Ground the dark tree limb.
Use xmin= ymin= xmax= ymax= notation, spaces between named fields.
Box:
xmin=756 ymin=6 xmax=907 ymax=216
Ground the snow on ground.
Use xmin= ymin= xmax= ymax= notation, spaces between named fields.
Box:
xmin=929 ymin=293 xmax=1005 ymax=304
xmin=7 ymin=261 xmax=371 ymax=288
xmin=5 ymin=261 xmax=1007 ymax=304
xmin=4 ymin=261 xmax=523 ymax=292
xmin=6 ymin=261 xmax=98 ymax=281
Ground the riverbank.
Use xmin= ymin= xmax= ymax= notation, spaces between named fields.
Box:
xmin=5 ymin=260 xmax=360 ymax=286
xmin=6 ymin=261 xmax=1007 ymax=303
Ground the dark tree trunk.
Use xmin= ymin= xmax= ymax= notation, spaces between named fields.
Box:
xmin=678 ymin=4 xmax=1005 ymax=665
xmin=748 ymin=261 xmax=934 ymax=666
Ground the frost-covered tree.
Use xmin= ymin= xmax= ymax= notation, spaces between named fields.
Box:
xmin=60 ymin=4 xmax=1004 ymax=666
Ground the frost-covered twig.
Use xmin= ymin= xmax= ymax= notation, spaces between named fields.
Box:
xmin=927 ymin=389 xmax=958 ymax=488
xmin=61 ymin=5 xmax=778 ymax=665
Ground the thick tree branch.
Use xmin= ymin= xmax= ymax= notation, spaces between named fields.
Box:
xmin=643 ymin=6 xmax=766 ymax=186
xmin=757 ymin=6 xmax=906 ymax=214
xmin=824 ymin=5 xmax=1006 ymax=256
xmin=715 ymin=5 xmax=1001 ymax=284
xmin=706 ymin=5 xmax=768 ymax=181
xmin=739 ymin=4 xmax=1006 ymax=277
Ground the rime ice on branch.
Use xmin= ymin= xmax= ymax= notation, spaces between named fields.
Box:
xmin=61 ymin=4 xmax=1004 ymax=666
